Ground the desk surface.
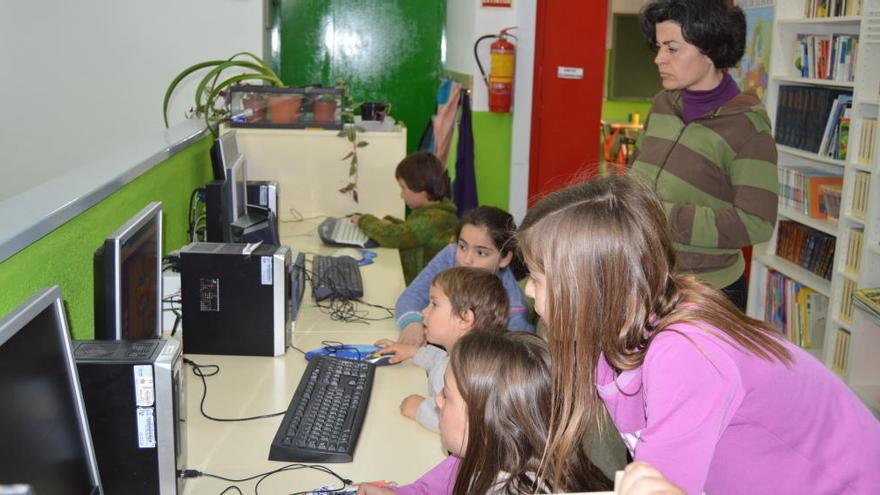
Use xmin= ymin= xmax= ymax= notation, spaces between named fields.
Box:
xmin=181 ymin=219 xmax=445 ymax=494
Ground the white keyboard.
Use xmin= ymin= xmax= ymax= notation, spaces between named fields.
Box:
xmin=330 ymin=219 xmax=370 ymax=246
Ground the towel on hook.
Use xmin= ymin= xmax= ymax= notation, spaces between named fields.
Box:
xmin=452 ymin=91 xmax=477 ymax=217
xmin=431 ymin=79 xmax=461 ymax=165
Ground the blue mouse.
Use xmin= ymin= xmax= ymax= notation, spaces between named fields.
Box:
xmin=365 ymin=352 xmax=398 ymax=366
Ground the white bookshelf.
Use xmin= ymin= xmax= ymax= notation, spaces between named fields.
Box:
xmin=746 ymin=0 xmax=880 ymax=416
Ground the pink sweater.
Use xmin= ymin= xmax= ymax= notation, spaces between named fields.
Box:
xmin=598 ymin=321 xmax=880 ymax=494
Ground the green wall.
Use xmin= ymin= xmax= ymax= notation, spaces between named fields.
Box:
xmin=0 ymin=137 xmax=214 ymax=339
xmin=272 ymin=0 xmax=445 ymax=153
xmin=444 ymin=111 xmax=512 ymax=210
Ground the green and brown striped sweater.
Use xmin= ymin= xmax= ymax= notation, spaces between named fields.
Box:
xmin=357 ymin=199 xmax=458 ymax=285
xmin=629 ymin=90 xmax=778 ymax=289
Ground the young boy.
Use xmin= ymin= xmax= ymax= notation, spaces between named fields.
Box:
xmin=373 ymin=266 xmax=508 ymax=432
xmin=351 ymin=152 xmax=457 ymax=285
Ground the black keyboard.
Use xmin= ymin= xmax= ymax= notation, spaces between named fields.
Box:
xmin=268 ymin=356 xmax=375 ymax=463
xmin=311 ymin=255 xmax=364 ymax=301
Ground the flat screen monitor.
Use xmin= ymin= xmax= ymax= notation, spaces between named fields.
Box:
xmin=94 ymin=201 xmax=163 ymax=340
xmin=209 ymin=130 xmax=240 ymax=181
xmin=0 ymin=286 xmax=103 ymax=494
xmin=225 ymin=155 xmax=248 ymax=223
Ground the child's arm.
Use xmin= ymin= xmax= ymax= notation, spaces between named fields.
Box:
xmin=411 ymin=345 xmax=448 ymax=372
xmin=358 ymin=214 xmax=441 ymax=250
xmin=619 ymin=462 xmax=684 ymax=495
xmin=635 ymin=330 xmax=744 ymax=495
xmin=372 ymin=340 xmax=420 ymax=364
xmin=412 ymin=395 xmax=439 ymax=432
xmin=388 ymin=455 xmax=460 ymax=495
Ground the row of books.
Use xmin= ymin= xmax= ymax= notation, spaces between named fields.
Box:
xmin=857 ymin=118 xmax=877 ymax=166
xmin=804 ymin=0 xmax=862 ymax=17
xmin=775 ymin=85 xmax=852 ymax=155
xmin=818 ymin=94 xmax=852 ymax=159
xmin=853 ymin=287 xmax=880 ymax=320
xmin=776 ymin=220 xmax=836 ymax=280
xmin=794 ymin=34 xmax=858 ymax=82
xmin=764 ymin=270 xmax=828 ymax=349
xmin=778 ymin=167 xmax=843 ymax=219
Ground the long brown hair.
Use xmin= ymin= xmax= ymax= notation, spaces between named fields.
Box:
xmin=432 ymin=267 xmax=509 ymax=331
xmin=450 ymin=332 xmax=610 ymax=495
xmin=517 ymin=173 xmax=791 ymax=487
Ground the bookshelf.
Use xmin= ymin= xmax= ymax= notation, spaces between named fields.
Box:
xmin=746 ymin=0 xmax=880 ymax=417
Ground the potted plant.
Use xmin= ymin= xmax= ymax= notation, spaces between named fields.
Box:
xmin=336 ymin=80 xmax=367 ymax=202
xmin=162 ymin=52 xmax=283 ymax=136
xmin=268 ymin=93 xmax=303 ymax=124
xmin=313 ymin=94 xmax=339 ymax=125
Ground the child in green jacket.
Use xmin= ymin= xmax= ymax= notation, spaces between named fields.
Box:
xmin=351 ymin=152 xmax=458 ymax=284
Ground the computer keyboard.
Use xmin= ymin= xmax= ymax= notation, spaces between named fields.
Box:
xmin=311 ymin=255 xmax=364 ymax=301
xmin=268 ymin=356 xmax=375 ymax=463
xmin=318 ymin=217 xmax=375 ymax=248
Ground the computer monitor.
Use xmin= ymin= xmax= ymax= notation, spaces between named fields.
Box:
xmin=94 ymin=201 xmax=163 ymax=341
xmin=0 ymin=286 xmax=103 ymax=494
xmin=209 ymin=129 xmax=240 ymax=181
xmin=225 ymin=154 xmax=249 ymax=223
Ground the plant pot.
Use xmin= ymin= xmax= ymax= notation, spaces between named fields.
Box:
xmin=268 ymin=94 xmax=303 ymax=124
xmin=242 ymin=96 xmax=267 ymax=123
xmin=313 ymin=100 xmax=338 ymax=125
xmin=360 ymin=102 xmax=390 ymax=122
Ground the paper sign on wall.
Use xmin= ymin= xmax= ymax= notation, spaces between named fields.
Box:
xmin=482 ymin=0 xmax=512 ymax=7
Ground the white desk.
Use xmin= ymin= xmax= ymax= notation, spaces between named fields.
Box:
xmin=180 ymin=219 xmax=444 ymax=494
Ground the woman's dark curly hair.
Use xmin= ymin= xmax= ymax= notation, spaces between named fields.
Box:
xmin=639 ymin=0 xmax=746 ymax=69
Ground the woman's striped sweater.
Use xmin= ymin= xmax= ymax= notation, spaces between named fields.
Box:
xmin=629 ymin=90 xmax=778 ymax=289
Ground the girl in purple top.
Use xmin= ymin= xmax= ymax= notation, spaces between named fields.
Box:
xmin=357 ymin=332 xmax=610 ymax=495
xmin=518 ymin=174 xmax=880 ymax=495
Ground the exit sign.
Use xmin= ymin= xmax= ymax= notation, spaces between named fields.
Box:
xmin=482 ymin=0 xmax=512 ymax=7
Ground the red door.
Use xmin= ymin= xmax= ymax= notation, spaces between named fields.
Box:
xmin=529 ymin=0 xmax=608 ymax=203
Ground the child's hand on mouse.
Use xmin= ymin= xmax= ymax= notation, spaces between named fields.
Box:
xmin=618 ymin=461 xmax=684 ymax=495
xmin=400 ymin=394 xmax=424 ymax=420
xmin=356 ymin=483 xmax=395 ymax=495
xmin=373 ymin=339 xmax=418 ymax=363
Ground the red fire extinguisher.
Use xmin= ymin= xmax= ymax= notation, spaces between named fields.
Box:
xmin=475 ymin=27 xmax=516 ymax=113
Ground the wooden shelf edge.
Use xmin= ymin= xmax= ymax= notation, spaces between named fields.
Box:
xmin=753 ymin=252 xmax=832 ymax=297
xmin=776 ymin=145 xmax=848 ymax=168
xmin=778 ymin=207 xmax=840 ymax=236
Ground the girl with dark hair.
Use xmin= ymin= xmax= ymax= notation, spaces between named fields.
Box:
xmin=351 ymin=151 xmax=458 ymax=285
xmin=630 ymin=0 xmax=778 ymax=310
xmin=393 ymin=206 xmax=533 ymax=346
xmin=517 ymin=174 xmax=880 ymax=495
xmin=357 ymin=331 xmax=611 ymax=495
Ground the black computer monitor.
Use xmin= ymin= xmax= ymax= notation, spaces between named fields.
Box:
xmin=94 ymin=201 xmax=163 ymax=340
xmin=0 ymin=286 xmax=103 ymax=494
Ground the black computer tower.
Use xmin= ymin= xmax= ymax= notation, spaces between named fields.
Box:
xmin=73 ymin=339 xmax=185 ymax=495
xmin=180 ymin=242 xmax=292 ymax=356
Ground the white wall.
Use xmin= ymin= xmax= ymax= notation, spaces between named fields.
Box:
xmin=0 ymin=0 xmax=263 ymax=203
xmin=445 ymin=0 xmax=535 ymax=221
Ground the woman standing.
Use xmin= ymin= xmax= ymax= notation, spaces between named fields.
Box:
xmin=630 ymin=0 xmax=778 ymax=310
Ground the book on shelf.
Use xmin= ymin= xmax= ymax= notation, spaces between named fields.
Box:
xmin=858 ymin=118 xmax=876 ymax=165
xmin=853 ymin=287 xmax=880 ymax=319
xmin=775 ymin=86 xmax=852 ymax=155
xmin=804 ymin=0 xmax=863 ymax=17
xmin=778 ymin=167 xmax=844 ymax=219
xmin=764 ymin=270 xmax=828 ymax=348
xmin=794 ymin=34 xmax=858 ymax=83
xmin=777 ymin=220 xmax=836 ymax=279
xmin=818 ymin=94 xmax=852 ymax=159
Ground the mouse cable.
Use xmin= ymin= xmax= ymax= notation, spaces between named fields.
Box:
xmin=218 ymin=486 xmax=243 ymax=495
xmin=183 ymin=358 xmax=286 ymax=422
xmin=179 ymin=464 xmax=352 ymax=495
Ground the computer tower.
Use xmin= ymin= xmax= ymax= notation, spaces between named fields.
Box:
xmin=180 ymin=242 xmax=292 ymax=356
xmin=72 ymin=339 xmax=185 ymax=495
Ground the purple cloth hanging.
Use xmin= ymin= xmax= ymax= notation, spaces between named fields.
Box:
xmin=452 ymin=92 xmax=477 ymax=217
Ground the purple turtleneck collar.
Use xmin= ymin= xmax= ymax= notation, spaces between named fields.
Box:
xmin=681 ymin=72 xmax=740 ymax=123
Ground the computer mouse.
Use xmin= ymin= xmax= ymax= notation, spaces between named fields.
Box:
xmin=365 ymin=352 xmax=397 ymax=366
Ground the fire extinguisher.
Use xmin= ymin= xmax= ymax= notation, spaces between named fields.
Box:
xmin=475 ymin=27 xmax=516 ymax=113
